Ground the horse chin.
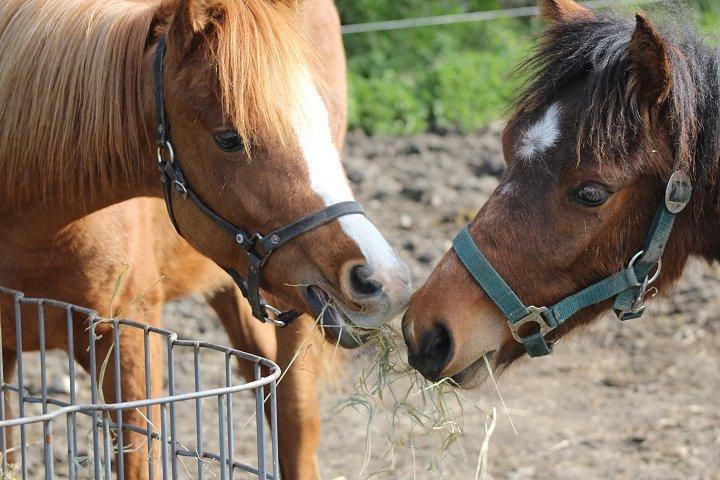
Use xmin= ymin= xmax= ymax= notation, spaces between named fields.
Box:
xmin=450 ymin=351 xmax=496 ymax=389
xmin=305 ymin=286 xmax=369 ymax=349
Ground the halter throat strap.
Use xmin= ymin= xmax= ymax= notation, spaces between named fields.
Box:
xmin=452 ymin=171 xmax=692 ymax=357
xmin=152 ymin=36 xmax=364 ymax=326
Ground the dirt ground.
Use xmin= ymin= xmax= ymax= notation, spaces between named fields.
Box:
xmin=14 ymin=127 xmax=720 ymax=479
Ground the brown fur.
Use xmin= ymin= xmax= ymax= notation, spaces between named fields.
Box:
xmin=0 ymin=0 xmax=353 ymax=478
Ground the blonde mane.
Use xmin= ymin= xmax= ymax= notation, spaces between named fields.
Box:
xmin=0 ymin=0 xmax=315 ymax=209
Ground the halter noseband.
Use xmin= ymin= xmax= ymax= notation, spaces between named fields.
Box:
xmin=153 ymin=36 xmax=364 ymax=327
xmin=453 ymin=171 xmax=692 ymax=357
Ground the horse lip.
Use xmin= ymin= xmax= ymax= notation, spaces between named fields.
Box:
xmin=450 ymin=351 xmax=495 ymax=388
xmin=304 ymin=286 xmax=367 ymax=349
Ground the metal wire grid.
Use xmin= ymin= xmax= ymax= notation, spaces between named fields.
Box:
xmin=0 ymin=286 xmax=281 ymax=479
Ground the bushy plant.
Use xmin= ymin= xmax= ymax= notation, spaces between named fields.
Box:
xmin=697 ymin=0 xmax=720 ymax=13
xmin=431 ymin=22 xmax=530 ymax=132
xmin=348 ymin=71 xmax=429 ymax=135
xmin=700 ymin=7 xmax=720 ymax=35
xmin=338 ymin=0 xmax=534 ymax=134
xmin=432 ymin=51 xmax=516 ymax=132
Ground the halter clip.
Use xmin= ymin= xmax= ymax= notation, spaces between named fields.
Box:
xmin=508 ymin=306 xmax=553 ymax=344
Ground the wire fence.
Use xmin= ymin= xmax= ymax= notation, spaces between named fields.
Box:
xmin=0 ymin=286 xmax=281 ymax=480
xmin=341 ymin=0 xmax=667 ymax=34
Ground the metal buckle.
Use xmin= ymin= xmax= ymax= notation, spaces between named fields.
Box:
xmin=509 ymin=306 xmax=553 ymax=343
xmin=251 ymin=233 xmax=264 ymax=244
xmin=262 ymin=305 xmax=288 ymax=327
xmin=157 ymin=141 xmax=175 ymax=165
xmin=172 ymin=180 xmax=188 ymax=199
xmin=249 ymin=233 xmax=268 ymax=257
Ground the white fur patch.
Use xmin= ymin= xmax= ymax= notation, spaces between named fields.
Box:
xmin=291 ymin=73 xmax=407 ymax=286
xmin=497 ymin=181 xmax=517 ymax=197
xmin=516 ymin=102 xmax=562 ymax=161
xmin=292 ymin=74 xmax=353 ymax=206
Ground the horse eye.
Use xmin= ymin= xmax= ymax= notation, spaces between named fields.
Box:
xmin=213 ymin=129 xmax=244 ymax=152
xmin=572 ymin=182 xmax=611 ymax=206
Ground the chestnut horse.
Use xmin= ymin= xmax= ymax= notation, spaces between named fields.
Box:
xmin=0 ymin=0 xmax=411 ymax=478
xmin=404 ymin=0 xmax=718 ymax=386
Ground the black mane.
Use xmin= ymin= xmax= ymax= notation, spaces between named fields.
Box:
xmin=515 ymin=10 xmax=720 ymax=210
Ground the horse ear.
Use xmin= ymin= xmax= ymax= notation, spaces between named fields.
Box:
xmin=539 ymin=0 xmax=595 ymax=23
xmin=167 ymin=0 xmax=222 ymax=50
xmin=628 ymin=14 xmax=672 ymax=106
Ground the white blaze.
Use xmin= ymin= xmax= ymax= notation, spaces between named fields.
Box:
xmin=291 ymin=73 xmax=406 ymax=284
xmin=517 ymin=102 xmax=562 ymax=161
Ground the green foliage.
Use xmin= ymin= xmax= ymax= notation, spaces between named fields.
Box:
xmin=432 ymin=37 xmax=529 ymax=132
xmin=338 ymin=1 xmax=534 ymax=134
xmin=348 ymin=71 xmax=429 ymax=135
xmin=339 ymin=1 xmax=717 ymax=135
xmin=697 ymin=0 xmax=720 ymax=14
xmin=700 ymin=8 xmax=720 ymax=36
xmin=432 ymin=51 xmax=511 ymax=133
xmin=337 ymin=0 xmax=531 ymax=134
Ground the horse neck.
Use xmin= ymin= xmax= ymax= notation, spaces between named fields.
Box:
xmin=86 ymin=54 xmax=160 ymax=213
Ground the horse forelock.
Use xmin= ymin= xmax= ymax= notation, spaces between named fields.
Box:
xmin=166 ymin=0 xmax=322 ymax=154
xmin=513 ymin=10 xmax=720 ymax=208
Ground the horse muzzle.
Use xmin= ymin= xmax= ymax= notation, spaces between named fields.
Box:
xmin=305 ymin=285 xmax=369 ymax=349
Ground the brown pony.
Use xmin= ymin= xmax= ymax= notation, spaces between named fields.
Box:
xmin=0 ymin=0 xmax=411 ymax=478
xmin=403 ymin=0 xmax=719 ymax=386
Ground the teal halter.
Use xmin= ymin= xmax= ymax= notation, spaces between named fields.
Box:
xmin=452 ymin=171 xmax=692 ymax=358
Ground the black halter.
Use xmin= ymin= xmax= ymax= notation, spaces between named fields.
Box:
xmin=153 ymin=36 xmax=364 ymax=327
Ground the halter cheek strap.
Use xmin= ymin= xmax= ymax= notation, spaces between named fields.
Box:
xmin=153 ymin=36 xmax=364 ymax=326
xmin=452 ymin=171 xmax=692 ymax=357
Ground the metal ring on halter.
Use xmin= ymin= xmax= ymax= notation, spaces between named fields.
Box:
xmin=263 ymin=305 xmax=288 ymax=327
xmin=647 ymin=259 xmax=662 ymax=284
xmin=628 ymin=250 xmax=662 ymax=285
xmin=628 ymin=250 xmax=644 ymax=269
xmin=172 ymin=180 xmax=188 ymax=199
xmin=157 ymin=141 xmax=175 ymax=164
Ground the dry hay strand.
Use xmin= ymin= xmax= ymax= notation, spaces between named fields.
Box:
xmin=336 ymin=325 xmax=499 ymax=479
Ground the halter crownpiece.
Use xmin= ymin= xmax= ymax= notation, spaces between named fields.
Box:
xmin=153 ymin=36 xmax=364 ymax=327
xmin=453 ymin=171 xmax=692 ymax=357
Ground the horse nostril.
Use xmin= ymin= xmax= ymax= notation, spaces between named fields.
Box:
xmin=349 ymin=264 xmax=382 ymax=296
xmin=409 ymin=322 xmax=454 ymax=381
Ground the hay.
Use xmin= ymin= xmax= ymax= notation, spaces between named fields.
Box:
xmin=475 ymin=407 xmax=497 ymax=480
xmin=336 ymin=325 xmax=495 ymax=478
